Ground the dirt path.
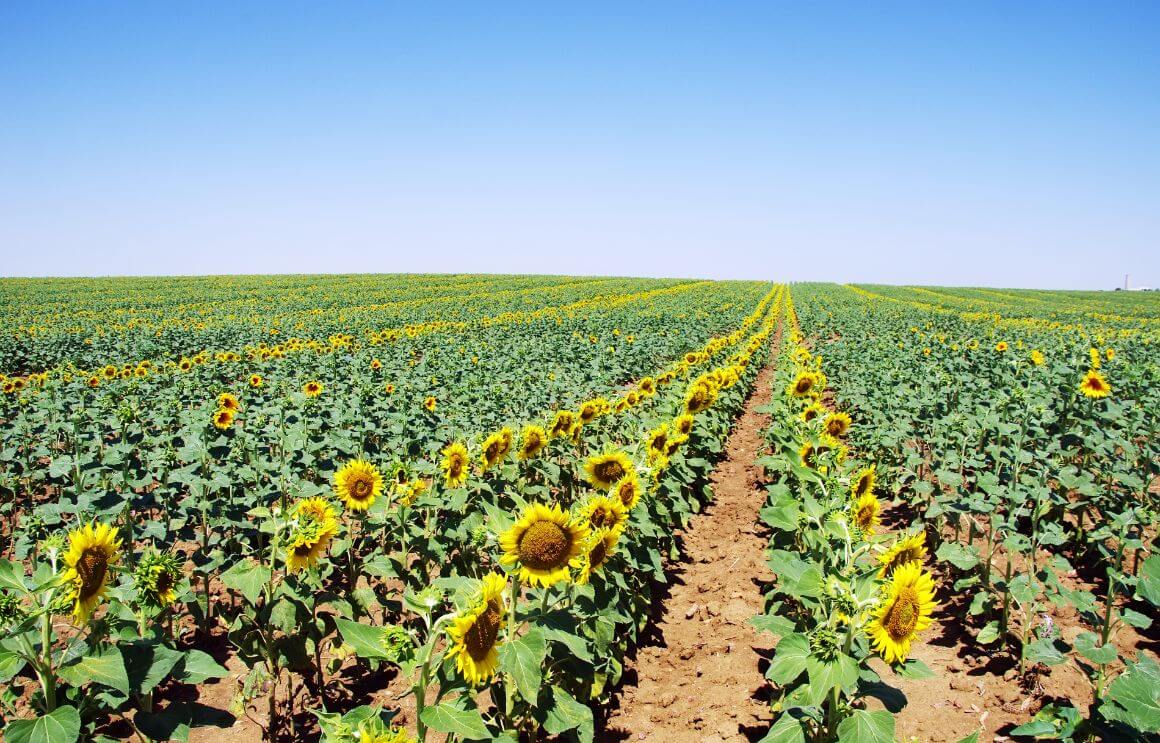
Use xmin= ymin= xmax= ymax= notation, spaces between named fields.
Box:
xmin=599 ymin=350 xmax=779 ymax=742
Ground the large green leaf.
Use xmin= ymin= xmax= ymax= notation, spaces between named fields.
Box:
xmin=173 ymin=649 xmax=229 ymax=684
xmin=499 ymin=628 xmax=546 ymax=704
xmin=766 ymin=633 xmax=809 ymax=685
xmin=4 ymin=705 xmax=82 ymax=743
xmin=541 ymin=687 xmax=594 ymax=743
xmin=219 ymin=559 xmax=271 ymax=605
xmin=1101 ymin=654 xmax=1160 ymax=734
xmin=419 ymin=703 xmax=489 ymax=740
xmin=836 ymin=709 xmax=895 ymax=743
xmin=334 ymin=618 xmax=393 ymax=660
xmin=58 ymin=646 xmax=129 ymax=695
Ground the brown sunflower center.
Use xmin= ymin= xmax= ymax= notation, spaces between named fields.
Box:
xmin=795 ymin=378 xmax=812 ymax=393
xmin=855 ymin=476 xmax=871 ymax=497
xmin=155 ymin=571 xmax=174 ymax=594
xmin=449 ymin=456 xmax=465 ymax=477
xmin=351 ymin=477 xmax=372 ymax=498
xmin=617 ymin=482 xmax=636 ymax=506
xmin=589 ymin=540 xmax=609 ymax=570
xmin=856 ymin=503 xmax=876 ymax=529
xmin=594 ymin=460 xmax=626 ymax=483
xmin=76 ymin=547 xmax=109 ymax=601
xmin=884 ymin=586 xmax=920 ymax=640
xmin=464 ymin=601 xmax=503 ymax=661
xmin=589 ymin=507 xmax=614 ymax=529
xmin=518 ymin=520 xmax=571 ymax=570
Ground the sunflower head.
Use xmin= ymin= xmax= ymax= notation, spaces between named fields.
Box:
xmin=498 ymin=503 xmax=588 ymax=587
xmin=1079 ymin=369 xmax=1111 ymax=399
xmin=61 ymin=522 xmax=122 ymax=623
xmin=674 ymin=413 xmax=695 ymax=437
xmin=1029 ymin=350 xmax=1045 ymax=366
xmin=518 ymin=425 xmax=548 ymax=460
xmin=646 ymin=424 xmax=670 ymax=463
xmin=447 ymin=572 xmax=507 ymax=685
xmin=581 ymin=495 xmax=628 ymax=532
xmin=481 ymin=427 xmax=514 ymax=470
xmin=824 ymin=411 xmax=852 ymax=438
xmin=334 ymin=459 xmax=384 ymax=512
xmin=1089 ymin=347 xmax=1101 ymax=368
xmin=788 ymin=371 xmax=819 ymax=398
xmin=576 ymin=528 xmax=621 ymax=585
xmin=878 ymin=532 xmax=927 ymax=578
xmin=370 ymin=359 xmax=382 ymax=370
xmin=684 ymin=376 xmax=717 ymax=414
xmin=1105 ymin=348 xmax=1115 ymax=361
xmin=639 ymin=377 xmax=656 ymax=395
xmin=800 ymin=402 xmax=826 ymax=423
xmin=852 ymin=466 xmax=876 ymax=499
xmin=613 ymin=472 xmax=642 ymax=509
xmin=212 ymin=408 xmax=235 ymax=430
xmin=217 ymin=392 xmax=240 ymax=411
xmin=585 ymin=451 xmax=635 ymax=490
xmin=867 ymin=562 xmax=937 ymax=664
xmin=851 ymin=492 xmax=881 ymax=536
xmin=423 ymin=395 xmax=437 ymax=412
xmin=303 ymin=381 xmax=324 ymax=397
xmin=133 ymin=548 xmax=183 ymax=608
xmin=442 ymin=441 xmax=470 ymax=488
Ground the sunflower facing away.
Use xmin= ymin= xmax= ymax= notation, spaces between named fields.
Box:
xmin=334 ymin=458 xmax=384 ymax=512
xmin=878 ymin=531 xmax=928 ymax=577
xmin=303 ymin=380 xmax=324 ymax=397
xmin=518 ymin=425 xmax=548 ymax=460
xmin=61 ymin=522 xmax=122 ymax=623
xmin=614 ymin=473 xmax=642 ymax=510
xmin=1079 ymin=369 xmax=1111 ymax=399
xmin=499 ymin=503 xmax=589 ymax=587
xmin=851 ymin=492 xmax=881 ymax=536
xmin=442 ymin=441 xmax=470 ymax=488
xmin=580 ymin=495 xmax=628 ymax=532
xmin=867 ymin=562 xmax=937 ymax=664
xmin=851 ymin=466 xmax=876 ymax=499
xmin=576 ymin=528 xmax=621 ymax=585
xmin=447 ymin=572 xmax=507 ymax=685
xmin=824 ymin=411 xmax=852 ymax=438
xmin=584 ymin=451 xmax=635 ymax=490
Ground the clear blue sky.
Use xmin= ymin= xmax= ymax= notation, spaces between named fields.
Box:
xmin=2 ymin=2 xmax=1158 ymax=288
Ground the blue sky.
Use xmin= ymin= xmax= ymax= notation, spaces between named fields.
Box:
xmin=1 ymin=2 xmax=1158 ymax=288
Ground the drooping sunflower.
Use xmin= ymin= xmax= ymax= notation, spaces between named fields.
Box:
xmin=481 ymin=427 xmax=513 ymax=471
xmin=217 ymin=392 xmax=240 ymax=411
xmin=851 ymin=492 xmax=881 ymax=536
xmin=446 ymin=572 xmax=507 ymax=685
xmin=787 ymin=371 xmax=819 ymax=398
xmin=423 ymin=395 xmax=437 ymax=412
xmin=303 ymin=381 xmax=324 ymax=397
xmin=212 ymin=408 xmax=235 ymax=430
xmin=442 ymin=441 xmax=470 ymax=488
xmin=584 ymin=451 xmax=635 ymax=490
xmin=613 ymin=472 xmax=642 ymax=509
xmin=851 ymin=466 xmax=876 ymax=499
xmin=867 ymin=562 xmax=937 ymax=664
xmin=60 ymin=522 xmax=122 ymax=623
xmin=576 ymin=528 xmax=621 ymax=585
xmin=580 ymin=495 xmax=628 ymax=532
xmin=1079 ymin=369 xmax=1111 ymax=399
xmin=549 ymin=410 xmax=576 ymax=438
xmin=878 ymin=532 xmax=928 ymax=578
xmin=824 ymin=411 xmax=852 ymax=438
xmin=1029 ymin=350 xmax=1045 ymax=366
xmin=498 ymin=503 xmax=588 ymax=587
xmin=673 ymin=413 xmax=695 ymax=437
xmin=518 ymin=425 xmax=548 ymax=460
xmin=334 ymin=458 xmax=384 ymax=512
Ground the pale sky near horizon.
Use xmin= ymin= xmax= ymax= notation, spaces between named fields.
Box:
xmin=1 ymin=3 xmax=1158 ymax=289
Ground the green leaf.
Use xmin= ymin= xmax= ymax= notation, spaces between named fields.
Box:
xmin=1136 ymin=555 xmax=1160 ymax=606
xmin=0 ymin=650 xmax=27 ymax=683
xmin=334 ymin=618 xmax=393 ymax=661
xmin=751 ymin=613 xmax=795 ymax=637
xmin=419 ymin=703 xmax=489 ymax=740
xmin=58 ymin=646 xmax=129 ymax=695
xmin=0 ymin=559 xmax=29 ymax=594
xmin=836 ymin=709 xmax=895 ymax=743
xmin=766 ymin=634 xmax=809 ymax=685
xmin=4 ymin=705 xmax=82 ymax=743
xmin=124 ymin=640 xmax=183 ymax=695
xmin=542 ymin=687 xmax=594 ymax=742
xmin=219 ymin=559 xmax=271 ymax=605
xmin=135 ymin=701 xmax=235 ymax=742
xmin=758 ymin=713 xmax=807 ymax=743
xmin=1024 ymin=637 xmax=1066 ymax=667
xmin=976 ymin=621 xmax=1001 ymax=645
xmin=936 ymin=542 xmax=980 ymax=571
xmin=1100 ymin=654 xmax=1160 ymax=733
xmin=499 ymin=628 xmax=546 ymax=704
xmin=953 ymin=733 xmax=980 ymax=743
xmin=894 ymin=658 xmax=936 ymax=680
xmin=1073 ymin=632 xmax=1117 ymax=666
xmin=173 ymin=649 xmax=228 ymax=684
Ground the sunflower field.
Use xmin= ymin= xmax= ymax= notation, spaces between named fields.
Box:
xmin=0 ymin=274 xmax=783 ymax=742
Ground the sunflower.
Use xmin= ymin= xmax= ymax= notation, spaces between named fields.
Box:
xmin=1089 ymin=348 xmax=1101 ymax=368
xmin=286 ymin=500 xmax=339 ymax=571
xmin=370 ymin=358 xmax=382 ymax=370
xmin=787 ymin=371 xmax=818 ymax=398
xmin=334 ymin=459 xmax=384 ymax=512
xmin=303 ymin=381 xmax=324 ymax=397
xmin=481 ymin=427 xmax=513 ymax=470
xmin=851 ymin=466 xmax=876 ymax=499
xmin=867 ymin=562 xmax=937 ymax=664
xmin=673 ymin=413 xmax=695 ymax=437
xmin=584 ymin=451 xmax=635 ymax=490
xmin=799 ymin=441 xmax=821 ymax=469
xmin=87 ymin=376 xmax=100 ymax=388
xmin=212 ymin=408 xmax=235 ymax=430
xmin=499 ymin=503 xmax=588 ymax=587
xmin=800 ymin=402 xmax=826 ymax=423
xmin=60 ymin=522 xmax=122 ymax=623
xmin=824 ymin=411 xmax=852 ymax=438
xmin=639 ymin=377 xmax=656 ymax=396
xmin=217 ymin=392 xmax=240 ymax=411
xmin=576 ymin=528 xmax=621 ymax=585
xmin=1105 ymin=348 xmax=1115 ymax=361
xmin=447 ymin=573 xmax=507 ymax=685
xmin=1079 ymin=369 xmax=1111 ymax=399
xmin=645 ymin=424 xmax=670 ymax=463
xmin=994 ymin=341 xmax=1008 ymax=353
xmin=549 ymin=410 xmax=576 ymax=438
xmin=1029 ymin=350 xmax=1045 ymax=366
xmin=384 ymin=383 xmax=395 ymax=394
xmin=580 ymin=495 xmax=628 ymax=532
xmin=613 ymin=472 xmax=642 ymax=509
xmin=878 ymin=532 xmax=927 ymax=578
xmin=578 ymin=400 xmax=602 ymax=424
xmin=442 ymin=441 xmax=470 ymax=488
xmin=851 ymin=492 xmax=881 ymax=536
xmin=178 ymin=358 xmax=193 ymax=372
xmin=518 ymin=425 xmax=548 ymax=460
xmin=102 ymin=364 xmax=118 ymax=379
xmin=423 ymin=395 xmax=437 ymax=412
xmin=684 ymin=376 xmax=717 ymax=414
xmin=133 ymin=549 xmax=182 ymax=608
